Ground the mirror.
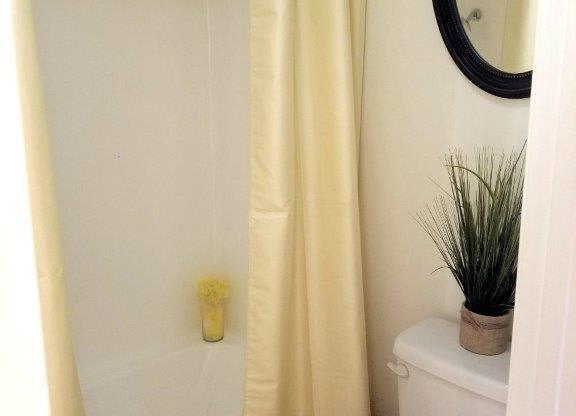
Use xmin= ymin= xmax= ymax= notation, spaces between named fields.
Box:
xmin=456 ymin=0 xmax=537 ymax=73
xmin=433 ymin=0 xmax=537 ymax=98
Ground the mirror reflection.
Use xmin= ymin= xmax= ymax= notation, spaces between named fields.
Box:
xmin=456 ymin=0 xmax=538 ymax=73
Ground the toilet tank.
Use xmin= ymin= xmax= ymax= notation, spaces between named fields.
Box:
xmin=389 ymin=318 xmax=510 ymax=416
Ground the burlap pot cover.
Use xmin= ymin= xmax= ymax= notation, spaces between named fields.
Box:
xmin=459 ymin=303 xmax=513 ymax=356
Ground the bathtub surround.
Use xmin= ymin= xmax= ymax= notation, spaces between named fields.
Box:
xmin=245 ymin=1 xmax=370 ymax=415
xmin=8 ymin=0 xmax=84 ymax=414
xmin=31 ymin=0 xmax=249 ymax=411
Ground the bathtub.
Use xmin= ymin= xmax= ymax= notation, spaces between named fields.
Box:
xmin=81 ymin=342 xmax=244 ymax=416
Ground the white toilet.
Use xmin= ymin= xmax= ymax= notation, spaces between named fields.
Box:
xmin=389 ymin=318 xmax=510 ymax=416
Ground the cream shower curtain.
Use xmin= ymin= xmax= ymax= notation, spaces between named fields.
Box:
xmin=245 ymin=1 xmax=370 ymax=415
xmin=12 ymin=0 xmax=85 ymax=414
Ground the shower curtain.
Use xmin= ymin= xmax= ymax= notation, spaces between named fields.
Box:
xmin=11 ymin=0 xmax=85 ymax=414
xmin=244 ymin=1 xmax=370 ymax=415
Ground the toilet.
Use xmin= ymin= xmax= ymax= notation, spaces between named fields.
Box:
xmin=389 ymin=318 xmax=510 ymax=416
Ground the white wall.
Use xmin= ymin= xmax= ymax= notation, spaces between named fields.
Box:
xmin=360 ymin=1 xmax=530 ymax=415
xmin=31 ymin=0 xmax=249 ymax=386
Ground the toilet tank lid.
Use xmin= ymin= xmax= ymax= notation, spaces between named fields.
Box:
xmin=393 ymin=318 xmax=510 ymax=404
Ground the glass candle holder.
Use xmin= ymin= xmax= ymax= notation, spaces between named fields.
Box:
xmin=200 ymin=301 xmax=224 ymax=342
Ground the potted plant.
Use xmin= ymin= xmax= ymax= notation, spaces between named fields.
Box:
xmin=416 ymin=147 xmax=524 ymax=355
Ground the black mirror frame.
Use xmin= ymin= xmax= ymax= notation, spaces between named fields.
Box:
xmin=432 ymin=0 xmax=532 ymax=99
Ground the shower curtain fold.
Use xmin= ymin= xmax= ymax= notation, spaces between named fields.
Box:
xmin=11 ymin=1 xmax=85 ymax=414
xmin=244 ymin=1 xmax=370 ymax=415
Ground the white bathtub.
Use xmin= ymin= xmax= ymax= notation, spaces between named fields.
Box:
xmin=81 ymin=342 xmax=244 ymax=416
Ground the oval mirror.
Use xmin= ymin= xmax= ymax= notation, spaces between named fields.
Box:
xmin=433 ymin=0 xmax=537 ymax=99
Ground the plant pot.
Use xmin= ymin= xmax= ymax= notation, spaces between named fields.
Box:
xmin=459 ymin=303 xmax=512 ymax=355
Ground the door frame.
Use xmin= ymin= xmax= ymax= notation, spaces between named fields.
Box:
xmin=507 ymin=0 xmax=576 ymax=414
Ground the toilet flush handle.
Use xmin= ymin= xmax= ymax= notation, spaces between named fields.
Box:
xmin=387 ymin=361 xmax=409 ymax=378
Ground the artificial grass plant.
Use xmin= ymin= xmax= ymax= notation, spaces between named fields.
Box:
xmin=416 ymin=146 xmax=525 ymax=317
